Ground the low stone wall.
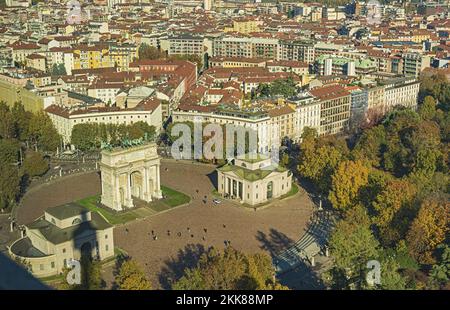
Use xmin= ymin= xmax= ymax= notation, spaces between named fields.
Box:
xmin=8 ymin=238 xmax=58 ymax=278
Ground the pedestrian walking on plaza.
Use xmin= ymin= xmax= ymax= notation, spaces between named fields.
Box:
xmin=202 ymin=236 xmax=206 ymax=241
xmin=167 ymin=230 xmax=171 ymax=236
xmin=154 ymin=235 xmax=158 ymax=241
xmin=125 ymin=228 xmax=129 ymax=234
xmin=223 ymin=224 xmax=226 ymax=229
xmin=151 ymin=230 xmax=154 ymax=235
xmin=187 ymin=227 xmax=190 ymax=232
xmin=178 ymin=232 xmax=181 ymax=237
xmin=204 ymin=228 xmax=207 ymax=234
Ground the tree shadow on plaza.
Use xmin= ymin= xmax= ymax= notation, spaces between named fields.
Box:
xmin=256 ymin=229 xmax=295 ymax=256
xmin=207 ymin=171 xmax=218 ymax=190
xmin=158 ymin=243 xmax=207 ymax=289
xmin=277 ymin=261 xmax=326 ymax=290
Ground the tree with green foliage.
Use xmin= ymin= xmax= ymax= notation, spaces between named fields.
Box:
xmin=116 ymin=259 xmax=151 ymax=290
xmin=418 ymin=96 xmax=437 ymax=121
xmin=51 ymin=63 xmax=67 ymax=76
xmin=256 ymin=77 xmax=297 ymax=98
xmin=125 ymin=121 xmax=156 ymax=140
xmin=172 ymin=247 xmax=286 ymax=290
xmin=71 ymin=123 xmax=99 ymax=151
xmin=71 ymin=122 xmax=156 ymax=151
xmin=419 ymin=73 xmax=450 ymax=111
xmin=170 ymin=54 xmax=203 ymax=72
xmin=326 ymin=206 xmax=379 ymax=289
xmin=11 ymin=102 xmax=32 ymax=141
xmin=0 ymin=139 xmax=20 ymax=164
xmin=22 ymin=151 xmax=49 ymax=177
xmin=352 ymin=125 xmax=386 ymax=167
xmin=0 ymin=102 xmax=15 ymax=139
xmin=428 ymin=245 xmax=450 ymax=290
xmin=79 ymin=256 xmax=102 ymax=290
xmin=0 ymin=164 xmax=20 ymax=209
xmin=328 ymin=159 xmax=370 ymax=211
xmin=377 ymin=255 xmax=407 ymax=290
xmin=138 ymin=43 xmax=165 ymax=60
xmin=28 ymin=111 xmax=60 ymax=151
xmin=298 ymin=143 xmax=342 ymax=194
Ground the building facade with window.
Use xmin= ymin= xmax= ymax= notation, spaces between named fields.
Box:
xmin=45 ymin=97 xmax=162 ymax=145
xmin=9 ymin=203 xmax=114 ymax=278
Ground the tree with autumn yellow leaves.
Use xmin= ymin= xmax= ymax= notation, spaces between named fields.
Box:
xmin=371 ymin=179 xmax=417 ymax=246
xmin=328 ymin=160 xmax=370 ymax=211
xmin=406 ymin=199 xmax=449 ymax=264
xmin=115 ymin=259 xmax=151 ymax=290
xmin=297 ymin=128 xmax=343 ymax=194
xmin=172 ymin=247 xmax=287 ymax=290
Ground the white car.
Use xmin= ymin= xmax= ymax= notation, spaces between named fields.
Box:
xmin=213 ymin=199 xmax=222 ymax=205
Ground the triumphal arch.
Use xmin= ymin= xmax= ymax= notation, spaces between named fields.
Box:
xmin=100 ymin=142 xmax=162 ymax=211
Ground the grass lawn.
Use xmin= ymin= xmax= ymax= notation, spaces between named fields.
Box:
xmin=160 ymin=185 xmax=191 ymax=207
xmin=77 ymin=186 xmax=190 ymax=225
xmin=77 ymin=196 xmax=138 ymax=225
xmin=149 ymin=185 xmax=191 ymax=212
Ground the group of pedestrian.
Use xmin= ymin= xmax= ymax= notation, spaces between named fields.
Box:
xmin=148 ymin=226 xmax=213 ymax=241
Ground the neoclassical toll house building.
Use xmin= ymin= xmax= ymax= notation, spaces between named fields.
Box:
xmin=9 ymin=203 xmax=114 ymax=278
xmin=217 ymin=155 xmax=292 ymax=206
xmin=100 ymin=142 xmax=163 ymax=211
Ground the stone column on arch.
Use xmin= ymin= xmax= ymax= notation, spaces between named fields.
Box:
xmin=125 ymin=172 xmax=134 ymax=208
xmin=143 ymin=166 xmax=152 ymax=203
xmin=154 ymin=163 xmax=163 ymax=199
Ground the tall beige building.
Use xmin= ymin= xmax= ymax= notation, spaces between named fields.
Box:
xmin=310 ymin=85 xmax=351 ymax=136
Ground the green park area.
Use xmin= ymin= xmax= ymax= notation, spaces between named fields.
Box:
xmin=77 ymin=185 xmax=191 ymax=225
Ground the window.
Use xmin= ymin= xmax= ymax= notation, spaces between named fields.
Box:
xmin=40 ymin=264 xmax=44 ymax=271
xmin=51 ymin=262 xmax=55 ymax=269
xmin=72 ymin=218 xmax=81 ymax=225
xmin=105 ymin=234 xmax=108 ymax=239
xmin=105 ymin=245 xmax=109 ymax=252
xmin=62 ymin=248 xmax=66 ymax=254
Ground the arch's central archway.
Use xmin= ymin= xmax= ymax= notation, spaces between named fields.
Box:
xmin=100 ymin=143 xmax=162 ymax=211
xmin=130 ymin=171 xmax=143 ymax=200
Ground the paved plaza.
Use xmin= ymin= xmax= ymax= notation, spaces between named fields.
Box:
xmin=17 ymin=160 xmax=314 ymax=289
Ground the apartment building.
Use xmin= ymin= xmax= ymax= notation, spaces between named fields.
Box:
xmin=268 ymin=105 xmax=296 ymax=141
xmin=310 ymin=84 xmax=351 ymax=136
xmin=73 ymin=45 xmax=113 ymax=70
xmin=278 ymin=40 xmax=316 ymax=64
xmin=173 ymin=105 xmax=273 ymax=153
xmin=402 ymin=52 xmax=431 ymax=78
xmin=224 ymin=19 xmax=261 ymax=35
xmin=291 ymin=95 xmax=321 ymax=141
xmin=166 ymin=34 xmax=205 ymax=57
xmin=108 ymin=44 xmax=138 ymax=72
xmin=213 ymin=36 xmax=279 ymax=60
xmin=8 ymin=41 xmax=41 ymax=64
xmin=315 ymin=55 xmax=377 ymax=76
xmin=383 ymin=77 xmax=419 ymax=111
xmin=45 ymin=97 xmax=162 ymax=144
